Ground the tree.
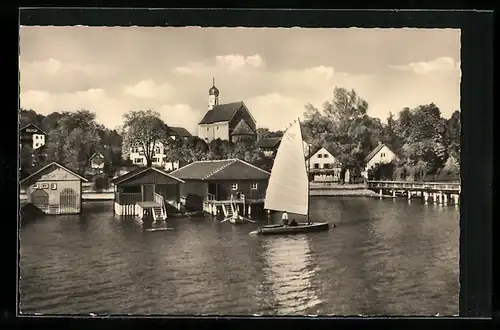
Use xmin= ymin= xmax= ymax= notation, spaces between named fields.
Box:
xmin=20 ymin=145 xmax=34 ymax=179
xmin=122 ymin=110 xmax=168 ymax=167
xmin=44 ymin=110 xmax=101 ymax=173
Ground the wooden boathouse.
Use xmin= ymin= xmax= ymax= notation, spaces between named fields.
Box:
xmin=20 ymin=162 xmax=88 ymax=215
xmin=169 ymin=159 xmax=271 ymax=217
xmin=367 ymin=180 xmax=461 ymax=204
xmin=111 ymin=167 xmax=185 ymax=221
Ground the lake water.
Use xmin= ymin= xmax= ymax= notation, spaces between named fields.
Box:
xmin=19 ymin=197 xmax=459 ymax=316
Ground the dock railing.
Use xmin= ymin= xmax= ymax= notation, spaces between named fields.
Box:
xmin=367 ymin=180 xmax=461 ymax=192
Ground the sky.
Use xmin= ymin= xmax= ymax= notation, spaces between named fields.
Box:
xmin=19 ymin=27 xmax=461 ymax=134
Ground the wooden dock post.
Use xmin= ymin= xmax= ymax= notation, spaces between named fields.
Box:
xmin=433 ymin=192 xmax=437 ymax=203
xmin=248 ymin=204 xmax=251 ymax=216
xmin=453 ymin=194 xmax=459 ymax=205
xmin=443 ymin=193 xmax=448 ymax=204
xmin=438 ymin=192 xmax=443 ymax=204
xmin=407 ymin=191 xmax=412 ymax=200
xmin=392 ymin=190 xmax=396 ymax=198
xmin=423 ymin=191 xmax=429 ymax=203
xmin=379 ymin=189 xmax=383 ymax=198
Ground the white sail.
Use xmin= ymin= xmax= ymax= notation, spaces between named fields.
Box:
xmin=264 ymin=119 xmax=309 ymax=215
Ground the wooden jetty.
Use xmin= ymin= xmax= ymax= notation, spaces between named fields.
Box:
xmin=367 ymin=180 xmax=461 ymax=205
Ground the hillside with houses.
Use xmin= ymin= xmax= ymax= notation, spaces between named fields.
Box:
xmin=19 ymin=83 xmax=461 ymax=192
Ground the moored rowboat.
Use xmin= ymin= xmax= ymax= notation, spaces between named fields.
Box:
xmin=249 ymin=222 xmax=331 ymax=235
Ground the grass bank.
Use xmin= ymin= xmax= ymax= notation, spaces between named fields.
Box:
xmin=309 ymin=182 xmax=382 ymax=197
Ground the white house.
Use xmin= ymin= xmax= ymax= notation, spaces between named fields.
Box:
xmin=307 ymin=147 xmax=342 ymax=182
xmin=89 ymin=152 xmax=105 ymax=172
xmin=20 ymin=123 xmax=47 ymax=150
xmin=127 ymin=125 xmax=192 ymax=171
xmin=362 ymin=142 xmax=397 ymax=179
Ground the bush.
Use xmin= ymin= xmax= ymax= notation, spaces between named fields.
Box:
xmin=93 ymin=174 xmax=110 ymax=192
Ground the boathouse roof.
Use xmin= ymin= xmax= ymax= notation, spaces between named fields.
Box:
xmin=256 ymin=137 xmax=282 ymax=149
xmin=198 ymin=101 xmax=251 ymax=125
xmin=112 ymin=166 xmax=185 ymax=186
xmin=169 ymin=126 xmax=192 ymax=138
xmin=170 ymin=159 xmax=271 ymax=181
xmin=20 ymin=162 xmax=89 ymax=186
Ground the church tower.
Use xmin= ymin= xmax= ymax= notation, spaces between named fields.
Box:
xmin=208 ymin=78 xmax=219 ymax=111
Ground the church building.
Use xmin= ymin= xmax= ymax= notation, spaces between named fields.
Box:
xmin=197 ymin=79 xmax=257 ymax=143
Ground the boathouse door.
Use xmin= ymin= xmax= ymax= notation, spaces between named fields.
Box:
xmin=31 ymin=189 xmax=49 ymax=209
xmin=60 ymin=188 xmax=77 ymax=213
xmin=142 ymin=184 xmax=154 ymax=202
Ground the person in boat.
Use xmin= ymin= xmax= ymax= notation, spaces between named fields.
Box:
xmin=289 ymin=219 xmax=298 ymax=226
xmin=282 ymin=211 xmax=289 ymax=226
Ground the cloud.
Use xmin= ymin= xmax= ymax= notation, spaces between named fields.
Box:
xmin=157 ymin=104 xmax=200 ymax=135
xmin=215 ymin=53 xmax=264 ymax=70
xmin=20 ymin=88 xmax=127 ymax=129
xmin=245 ymin=93 xmax=307 ymax=131
xmin=388 ymin=56 xmax=460 ymax=75
xmin=123 ymin=80 xmax=175 ymax=99
xmin=20 ymin=58 xmax=119 ymax=93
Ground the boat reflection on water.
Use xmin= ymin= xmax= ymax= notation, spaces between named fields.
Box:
xmin=259 ymin=235 xmax=322 ymax=315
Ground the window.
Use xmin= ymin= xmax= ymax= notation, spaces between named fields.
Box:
xmin=153 ymin=158 xmax=160 ymax=163
xmin=231 ymin=183 xmax=238 ymax=190
xmin=314 ymin=163 xmax=320 ymax=169
xmin=35 ymin=143 xmax=39 ymax=147
xmin=134 ymin=158 xmax=143 ymax=164
xmin=317 ymin=154 xmax=322 ymax=158
xmin=251 ymin=183 xmax=258 ymax=190
xmin=217 ymin=126 xmax=219 ymax=130
xmin=207 ymin=127 xmax=209 ymax=131
xmin=381 ymin=153 xmax=385 ymax=157
xmin=323 ymin=154 xmax=329 ymax=158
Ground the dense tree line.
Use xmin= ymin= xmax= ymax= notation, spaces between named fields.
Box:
xmin=20 ymin=86 xmax=460 ymax=183
xmin=20 ymin=109 xmax=123 ymax=179
xmin=301 ymin=87 xmax=460 ymax=181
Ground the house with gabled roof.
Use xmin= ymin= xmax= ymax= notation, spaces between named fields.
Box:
xmin=306 ymin=147 xmax=342 ymax=182
xmin=169 ymin=126 xmax=192 ymax=140
xmin=20 ymin=123 xmax=47 ymax=150
xmin=20 ymin=162 xmax=89 ymax=215
xmin=362 ymin=142 xmax=397 ymax=179
xmin=170 ymin=158 xmax=270 ymax=213
xmin=127 ymin=124 xmax=192 ymax=171
xmin=256 ymin=137 xmax=282 ymax=157
xmin=197 ymin=79 xmax=257 ymax=143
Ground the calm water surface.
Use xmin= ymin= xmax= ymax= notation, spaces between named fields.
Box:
xmin=20 ymin=197 xmax=459 ymax=315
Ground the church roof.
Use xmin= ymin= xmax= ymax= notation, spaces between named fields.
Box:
xmin=198 ymin=101 xmax=245 ymax=125
xmin=231 ymin=119 xmax=255 ymax=136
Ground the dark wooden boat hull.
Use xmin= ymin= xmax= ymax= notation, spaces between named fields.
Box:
xmin=249 ymin=222 xmax=331 ymax=235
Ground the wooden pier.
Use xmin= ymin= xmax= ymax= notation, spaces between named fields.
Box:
xmin=201 ymin=193 xmax=264 ymax=218
xmin=367 ymin=180 xmax=461 ymax=205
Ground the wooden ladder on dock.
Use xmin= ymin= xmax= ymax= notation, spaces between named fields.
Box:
xmin=153 ymin=193 xmax=167 ymax=221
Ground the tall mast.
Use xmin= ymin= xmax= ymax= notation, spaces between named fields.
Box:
xmin=298 ymin=118 xmax=310 ymax=223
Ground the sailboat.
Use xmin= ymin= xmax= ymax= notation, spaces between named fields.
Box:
xmin=249 ymin=118 xmax=331 ymax=235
